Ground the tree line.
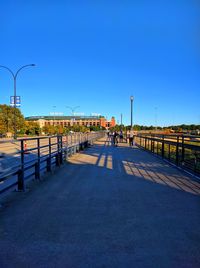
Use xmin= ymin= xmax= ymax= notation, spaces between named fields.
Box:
xmin=0 ymin=104 xmax=199 ymax=137
xmin=0 ymin=105 xmax=104 ymax=136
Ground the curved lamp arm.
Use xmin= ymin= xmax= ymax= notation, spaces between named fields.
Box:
xmin=0 ymin=65 xmax=15 ymax=78
xmin=0 ymin=64 xmax=35 ymax=79
xmin=66 ymin=106 xmax=80 ymax=114
xmin=15 ymin=64 xmax=36 ymax=78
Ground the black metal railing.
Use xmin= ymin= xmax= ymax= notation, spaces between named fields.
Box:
xmin=135 ymin=133 xmax=200 ymax=176
xmin=0 ymin=131 xmax=104 ymax=194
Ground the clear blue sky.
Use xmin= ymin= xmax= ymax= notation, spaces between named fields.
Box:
xmin=0 ymin=0 xmax=200 ymax=126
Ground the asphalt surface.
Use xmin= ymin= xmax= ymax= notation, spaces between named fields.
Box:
xmin=0 ymin=139 xmax=200 ymax=268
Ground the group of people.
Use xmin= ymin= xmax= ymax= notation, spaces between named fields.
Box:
xmin=106 ymin=129 xmax=136 ymax=147
xmin=106 ymin=130 xmax=123 ymax=146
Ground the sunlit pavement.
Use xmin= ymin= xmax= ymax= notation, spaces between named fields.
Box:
xmin=0 ymin=138 xmax=200 ymax=268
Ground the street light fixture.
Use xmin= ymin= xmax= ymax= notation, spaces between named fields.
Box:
xmin=66 ymin=106 xmax=80 ymax=126
xmin=0 ymin=64 xmax=36 ymax=139
xmin=66 ymin=106 xmax=80 ymax=116
xmin=130 ymin=95 xmax=134 ymax=128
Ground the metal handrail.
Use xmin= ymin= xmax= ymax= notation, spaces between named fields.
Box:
xmin=136 ymin=133 xmax=200 ymax=176
xmin=0 ymin=131 xmax=104 ymax=194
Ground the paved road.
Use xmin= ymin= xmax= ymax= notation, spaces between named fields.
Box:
xmin=0 ymin=139 xmax=200 ymax=268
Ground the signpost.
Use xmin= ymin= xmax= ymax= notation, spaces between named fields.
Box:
xmin=10 ymin=96 xmax=21 ymax=107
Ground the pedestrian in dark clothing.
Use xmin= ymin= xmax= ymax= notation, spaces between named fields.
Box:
xmin=119 ymin=130 xmax=123 ymax=143
xmin=113 ymin=131 xmax=118 ymax=146
xmin=129 ymin=130 xmax=134 ymax=147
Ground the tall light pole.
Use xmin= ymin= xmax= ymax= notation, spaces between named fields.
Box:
xmin=0 ymin=64 xmax=35 ymax=139
xmin=155 ymin=107 xmax=158 ymax=132
xmin=66 ymin=106 xmax=80 ymax=116
xmin=130 ymin=95 xmax=134 ymax=128
xmin=66 ymin=106 xmax=80 ymax=126
xmin=53 ymin=105 xmax=56 ymax=126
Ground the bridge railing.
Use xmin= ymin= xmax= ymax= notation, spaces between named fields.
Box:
xmin=135 ymin=133 xmax=200 ymax=176
xmin=0 ymin=131 xmax=104 ymax=194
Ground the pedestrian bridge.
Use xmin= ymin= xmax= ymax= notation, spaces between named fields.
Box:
xmin=0 ymin=138 xmax=200 ymax=267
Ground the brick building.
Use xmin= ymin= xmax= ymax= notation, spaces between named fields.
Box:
xmin=25 ymin=115 xmax=116 ymax=129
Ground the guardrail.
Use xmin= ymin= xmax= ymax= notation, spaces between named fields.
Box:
xmin=135 ymin=134 xmax=200 ymax=176
xmin=0 ymin=131 xmax=104 ymax=194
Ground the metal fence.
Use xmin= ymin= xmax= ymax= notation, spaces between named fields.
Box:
xmin=0 ymin=131 xmax=104 ymax=194
xmin=135 ymin=134 xmax=200 ymax=176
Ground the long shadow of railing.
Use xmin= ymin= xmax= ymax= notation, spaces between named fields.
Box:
xmin=76 ymin=139 xmax=200 ymax=196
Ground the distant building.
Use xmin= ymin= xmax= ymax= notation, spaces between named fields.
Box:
xmin=25 ymin=115 xmax=116 ymax=129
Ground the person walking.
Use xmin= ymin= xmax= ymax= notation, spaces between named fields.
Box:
xmin=129 ymin=129 xmax=134 ymax=147
xmin=113 ymin=131 xmax=119 ymax=146
xmin=105 ymin=131 xmax=111 ymax=146
xmin=119 ymin=130 xmax=123 ymax=143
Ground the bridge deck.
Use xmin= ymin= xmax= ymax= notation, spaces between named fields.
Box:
xmin=0 ymin=139 xmax=200 ymax=268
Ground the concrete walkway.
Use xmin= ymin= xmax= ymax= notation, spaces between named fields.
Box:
xmin=0 ymin=139 xmax=200 ymax=268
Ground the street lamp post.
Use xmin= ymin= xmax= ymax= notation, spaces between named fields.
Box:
xmin=130 ymin=96 xmax=134 ymax=128
xmin=66 ymin=106 xmax=80 ymax=126
xmin=0 ymin=64 xmax=35 ymax=139
xmin=155 ymin=107 xmax=158 ymax=132
xmin=53 ymin=105 xmax=56 ymax=126
xmin=66 ymin=106 xmax=80 ymax=116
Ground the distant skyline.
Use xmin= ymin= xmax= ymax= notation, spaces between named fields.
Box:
xmin=0 ymin=0 xmax=200 ymax=126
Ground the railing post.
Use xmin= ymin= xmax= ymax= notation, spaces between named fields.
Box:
xmin=35 ymin=138 xmax=41 ymax=180
xmin=60 ymin=135 xmax=63 ymax=164
xmin=35 ymin=162 xmax=40 ymax=180
xmin=181 ymin=136 xmax=185 ymax=164
xmin=17 ymin=140 xmax=25 ymax=191
xmin=47 ymin=137 xmax=52 ymax=172
xmin=145 ymin=137 xmax=147 ymax=150
xmin=157 ymin=141 xmax=159 ymax=155
xmin=176 ymin=136 xmax=179 ymax=165
xmin=151 ymin=135 xmax=153 ymax=152
xmin=161 ymin=135 xmax=165 ymax=158
xmin=152 ymin=138 xmax=154 ymax=153
xmin=56 ymin=136 xmax=61 ymax=166
xmin=56 ymin=153 xmax=60 ymax=166
xmin=17 ymin=169 xmax=25 ymax=192
xmin=194 ymin=152 xmax=197 ymax=174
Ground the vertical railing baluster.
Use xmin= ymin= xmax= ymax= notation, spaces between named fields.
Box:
xmin=47 ymin=137 xmax=52 ymax=172
xmin=176 ymin=136 xmax=179 ymax=166
xmin=182 ymin=136 xmax=185 ymax=164
xmin=17 ymin=140 xmax=25 ymax=191
xmin=35 ymin=138 xmax=41 ymax=180
xmin=161 ymin=135 xmax=165 ymax=158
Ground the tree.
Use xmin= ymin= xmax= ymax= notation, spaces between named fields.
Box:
xmin=23 ymin=121 xmax=41 ymax=135
xmin=0 ymin=104 xmax=25 ymax=135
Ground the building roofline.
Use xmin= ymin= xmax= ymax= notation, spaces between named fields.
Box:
xmin=25 ymin=115 xmax=105 ymax=121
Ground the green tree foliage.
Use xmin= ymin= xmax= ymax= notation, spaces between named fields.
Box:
xmin=89 ymin=125 xmax=105 ymax=132
xmin=22 ymin=121 xmax=41 ymax=135
xmin=0 ymin=104 xmax=25 ymax=135
xmin=42 ymin=125 xmax=88 ymax=135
